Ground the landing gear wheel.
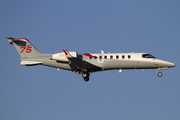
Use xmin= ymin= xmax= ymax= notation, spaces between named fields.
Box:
xmin=158 ymin=72 xmax=162 ymax=77
xmin=84 ymin=77 xmax=89 ymax=82
xmin=82 ymin=72 xmax=90 ymax=82
xmin=82 ymin=73 xmax=88 ymax=78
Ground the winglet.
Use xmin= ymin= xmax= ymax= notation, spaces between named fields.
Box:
xmin=63 ymin=48 xmax=73 ymax=58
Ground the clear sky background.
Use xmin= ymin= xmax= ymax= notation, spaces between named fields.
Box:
xmin=1 ymin=0 xmax=180 ymax=120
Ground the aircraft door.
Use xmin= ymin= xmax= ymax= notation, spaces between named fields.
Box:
xmin=98 ymin=55 xmax=104 ymax=63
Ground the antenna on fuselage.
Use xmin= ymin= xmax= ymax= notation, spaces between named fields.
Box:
xmin=101 ymin=50 xmax=104 ymax=54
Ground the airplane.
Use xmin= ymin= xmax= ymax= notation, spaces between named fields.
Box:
xmin=6 ymin=37 xmax=176 ymax=82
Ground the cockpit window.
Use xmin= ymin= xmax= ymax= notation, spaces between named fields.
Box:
xmin=142 ymin=54 xmax=156 ymax=58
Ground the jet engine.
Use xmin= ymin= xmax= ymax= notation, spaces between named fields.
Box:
xmin=51 ymin=52 xmax=77 ymax=61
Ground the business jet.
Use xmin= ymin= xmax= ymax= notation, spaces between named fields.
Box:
xmin=7 ymin=37 xmax=175 ymax=82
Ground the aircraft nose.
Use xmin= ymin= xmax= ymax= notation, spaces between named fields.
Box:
xmin=170 ymin=62 xmax=176 ymax=67
xmin=156 ymin=59 xmax=176 ymax=68
xmin=166 ymin=61 xmax=176 ymax=68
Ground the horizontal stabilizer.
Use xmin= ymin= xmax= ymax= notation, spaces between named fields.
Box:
xmin=6 ymin=37 xmax=30 ymax=44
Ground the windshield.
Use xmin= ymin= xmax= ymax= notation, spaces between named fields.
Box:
xmin=142 ymin=54 xmax=156 ymax=58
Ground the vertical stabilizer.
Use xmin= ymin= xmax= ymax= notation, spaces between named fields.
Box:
xmin=6 ymin=37 xmax=42 ymax=58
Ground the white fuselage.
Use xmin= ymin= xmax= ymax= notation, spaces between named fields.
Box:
xmin=49 ymin=52 xmax=175 ymax=72
xmin=81 ymin=53 xmax=175 ymax=70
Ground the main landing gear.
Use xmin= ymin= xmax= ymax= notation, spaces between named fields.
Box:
xmin=82 ymin=72 xmax=90 ymax=82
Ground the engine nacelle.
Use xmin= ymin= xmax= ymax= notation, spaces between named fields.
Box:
xmin=51 ymin=51 xmax=77 ymax=61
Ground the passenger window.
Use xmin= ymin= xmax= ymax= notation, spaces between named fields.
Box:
xmin=128 ymin=55 xmax=131 ymax=59
xmin=116 ymin=55 xmax=119 ymax=59
xmin=104 ymin=56 xmax=107 ymax=59
xmin=89 ymin=56 xmax=92 ymax=59
xmin=122 ymin=55 xmax=125 ymax=59
xmin=99 ymin=56 xmax=102 ymax=59
xmin=110 ymin=55 xmax=113 ymax=59
xmin=94 ymin=56 xmax=97 ymax=59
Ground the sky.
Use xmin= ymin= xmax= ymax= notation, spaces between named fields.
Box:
xmin=1 ymin=0 xmax=180 ymax=120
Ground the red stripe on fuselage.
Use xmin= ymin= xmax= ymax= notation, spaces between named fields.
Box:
xmin=83 ymin=53 xmax=97 ymax=58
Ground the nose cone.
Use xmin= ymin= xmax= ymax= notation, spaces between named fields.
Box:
xmin=164 ymin=61 xmax=176 ymax=68
xmin=156 ymin=59 xmax=176 ymax=68
xmin=169 ymin=62 xmax=176 ymax=67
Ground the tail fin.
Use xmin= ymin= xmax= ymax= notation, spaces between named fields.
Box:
xmin=6 ymin=37 xmax=42 ymax=58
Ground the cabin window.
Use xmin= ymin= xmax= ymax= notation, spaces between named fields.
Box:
xmin=99 ymin=56 xmax=102 ymax=59
xmin=128 ymin=55 xmax=131 ymax=59
xmin=94 ymin=56 xmax=97 ymax=59
xmin=122 ymin=55 xmax=125 ymax=59
xmin=116 ymin=55 xmax=119 ymax=59
xmin=110 ymin=55 xmax=113 ymax=59
xmin=89 ymin=56 xmax=92 ymax=59
xmin=104 ymin=56 xmax=107 ymax=59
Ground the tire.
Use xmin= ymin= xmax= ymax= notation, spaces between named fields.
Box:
xmin=82 ymin=73 xmax=88 ymax=78
xmin=82 ymin=72 xmax=89 ymax=78
xmin=158 ymin=72 xmax=162 ymax=77
xmin=84 ymin=77 xmax=89 ymax=82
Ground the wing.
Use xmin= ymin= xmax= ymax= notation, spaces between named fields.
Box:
xmin=63 ymin=48 xmax=102 ymax=72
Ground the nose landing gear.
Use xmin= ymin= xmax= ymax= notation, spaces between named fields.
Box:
xmin=157 ymin=67 xmax=169 ymax=77
xmin=158 ymin=72 xmax=162 ymax=77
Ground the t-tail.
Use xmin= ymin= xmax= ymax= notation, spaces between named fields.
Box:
xmin=6 ymin=37 xmax=43 ymax=58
